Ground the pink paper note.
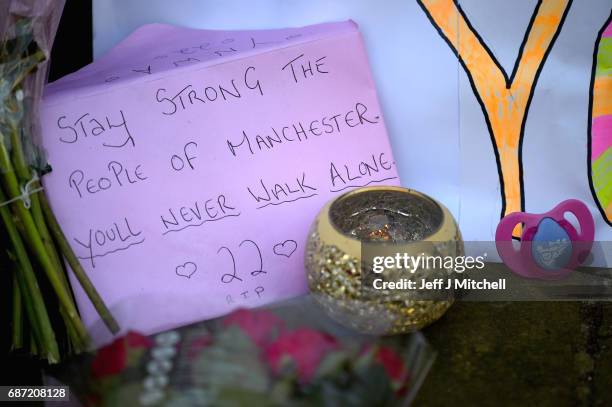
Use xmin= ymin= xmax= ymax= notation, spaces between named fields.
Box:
xmin=40 ymin=21 xmax=399 ymax=345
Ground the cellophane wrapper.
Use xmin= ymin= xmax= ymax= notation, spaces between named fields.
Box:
xmin=0 ymin=0 xmax=64 ymax=173
xmin=56 ymin=298 xmax=436 ymax=407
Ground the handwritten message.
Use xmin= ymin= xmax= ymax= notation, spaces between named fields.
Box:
xmin=40 ymin=21 xmax=399 ymax=345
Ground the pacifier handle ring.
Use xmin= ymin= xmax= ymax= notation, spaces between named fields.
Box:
xmin=549 ymin=199 xmax=595 ymax=242
xmin=495 ymin=212 xmax=533 ymax=278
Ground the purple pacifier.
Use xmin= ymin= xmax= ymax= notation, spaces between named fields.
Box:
xmin=495 ymin=199 xmax=595 ymax=280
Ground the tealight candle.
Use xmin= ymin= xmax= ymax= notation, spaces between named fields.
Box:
xmin=305 ymin=186 xmax=464 ymax=334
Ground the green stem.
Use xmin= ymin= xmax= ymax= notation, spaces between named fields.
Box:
xmin=8 ymin=121 xmax=29 ymax=181
xmin=9 ymin=123 xmax=65 ymax=281
xmin=11 ymin=271 xmax=23 ymax=350
xmin=35 ymin=196 xmax=88 ymax=351
xmin=0 ymin=139 xmax=90 ymax=344
xmin=40 ymin=193 xmax=120 ymax=334
xmin=30 ymin=331 xmax=38 ymax=355
xmin=29 ymin=187 xmax=86 ymax=348
xmin=15 ymin=264 xmax=44 ymax=356
xmin=8 ymin=123 xmax=89 ymax=348
xmin=0 ymin=189 xmax=59 ymax=363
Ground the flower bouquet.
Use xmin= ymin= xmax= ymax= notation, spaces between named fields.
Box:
xmin=1 ymin=0 xmax=117 ymax=363
xmin=60 ymin=303 xmax=435 ymax=406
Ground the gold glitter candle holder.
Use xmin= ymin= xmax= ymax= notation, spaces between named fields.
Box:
xmin=305 ymin=186 xmax=464 ymax=334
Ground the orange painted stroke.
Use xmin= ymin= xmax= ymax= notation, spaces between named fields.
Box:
xmin=419 ymin=0 xmax=571 ymax=223
xmin=593 ymin=76 xmax=612 ymax=117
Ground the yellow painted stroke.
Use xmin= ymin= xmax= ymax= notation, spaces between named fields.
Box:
xmin=420 ymin=0 xmax=570 ymax=222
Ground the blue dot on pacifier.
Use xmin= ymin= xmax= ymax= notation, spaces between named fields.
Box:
xmin=531 ymin=217 xmax=572 ymax=271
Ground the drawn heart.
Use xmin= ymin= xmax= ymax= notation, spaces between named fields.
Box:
xmin=175 ymin=261 xmax=197 ymax=278
xmin=273 ymin=240 xmax=297 ymax=258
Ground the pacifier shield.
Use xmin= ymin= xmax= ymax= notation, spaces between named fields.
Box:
xmin=530 ymin=217 xmax=572 ymax=271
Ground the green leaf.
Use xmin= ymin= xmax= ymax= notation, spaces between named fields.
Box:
xmin=192 ymin=326 xmax=270 ymax=394
xmin=299 ymin=359 xmax=396 ymax=407
xmin=314 ymin=351 xmax=350 ymax=380
xmin=215 ymin=387 xmax=278 ymax=407
xmin=102 ymin=382 xmax=143 ymax=407
xmin=269 ymin=375 xmax=295 ymax=404
xmin=165 ymin=389 xmax=212 ymax=407
xmin=352 ymin=363 xmax=395 ymax=406
xmin=354 ymin=346 xmax=377 ymax=371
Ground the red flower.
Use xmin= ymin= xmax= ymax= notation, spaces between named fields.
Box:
xmin=223 ymin=309 xmax=284 ymax=347
xmin=91 ymin=339 xmax=126 ymax=379
xmin=125 ymin=331 xmax=153 ymax=348
xmin=265 ymin=328 xmax=338 ymax=382
xmin=375 ymin=346 xmax=409 ymax=385
xmin=90 ymin=331 xmax=152 ymax=379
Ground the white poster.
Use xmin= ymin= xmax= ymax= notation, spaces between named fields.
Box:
xmin=92 ymin=0 xmax=612 ymax=266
